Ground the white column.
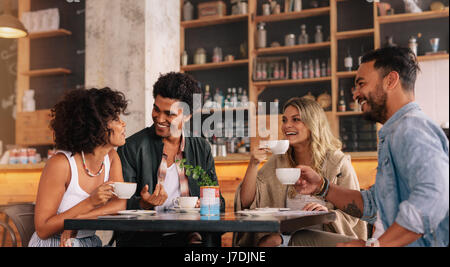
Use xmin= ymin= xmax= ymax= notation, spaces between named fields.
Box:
xmin=85 ymin=0 xmax=146 ymax=137
xmin=145 ymin=0 xmax=181 ymax=127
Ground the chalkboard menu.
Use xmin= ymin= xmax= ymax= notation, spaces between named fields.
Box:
xmin=0 ymin=39 xmax=17 ymax=145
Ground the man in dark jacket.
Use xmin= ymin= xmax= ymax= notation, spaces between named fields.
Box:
xmin=116 ymin=72 xmax=225 ymax=247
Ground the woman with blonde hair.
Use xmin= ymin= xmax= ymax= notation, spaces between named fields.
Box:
xmin=234 ymin=97 xmax=367 ymax=247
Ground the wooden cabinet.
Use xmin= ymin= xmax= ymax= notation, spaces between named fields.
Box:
xmin=180 ymin=0 xmax=449 ymax=158
xmin=15 ymin=0 xmax=85 ymax=148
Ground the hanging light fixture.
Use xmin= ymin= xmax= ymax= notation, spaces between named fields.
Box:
xmin=0 ymin=0 xmax=28 ymax=38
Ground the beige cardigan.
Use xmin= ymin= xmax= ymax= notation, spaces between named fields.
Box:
xmin=233 ymin=150 xmax=367 ymax=247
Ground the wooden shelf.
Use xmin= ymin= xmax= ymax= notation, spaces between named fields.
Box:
xmin=181 ymin=14 xmax=248 ymax=28
xmin=378 ymin=9 xmax=449 ymax=24
xmin=254 ymin=76 xmax=332 ymax=88
xmin=214 ymin=153 xmax=251 ymax=162
xmin=418 ymin=53 xmax=449 ymax=62
xmin=336 ymin=28 xmax=374 ymax=40
xmin=346 ymin=151 xmax=377 ymax=159
xmin=181 ymin=59 xmax=249 ymax=72
xmin=21 ymin=68 xmax=72 ymax=77
xmin=28 ymin=29 xmax=72 ymax=39
xmin=256 ymin=42 xmax=331 ymax=55
xmin=336 ymin=71 xmax=357 ymax=78
xmin=197 ymin=106 xmax=250 ymax=114
xmin=255 ymin=7 xmax=330 ymax=23
xmin=336 ymin=111 xmax=363 ymax=117
xmin=0 ymin=163 xmax=46 ymax=171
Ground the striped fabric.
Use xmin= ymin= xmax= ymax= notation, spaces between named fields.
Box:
xmin=28 ymin=232 xmax=102 ymax=247
xmin=157 ymin=135 xmax=190 ymax=197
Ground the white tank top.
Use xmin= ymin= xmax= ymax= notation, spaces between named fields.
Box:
xmin=56 ymin=150 xmax=110 ymax=238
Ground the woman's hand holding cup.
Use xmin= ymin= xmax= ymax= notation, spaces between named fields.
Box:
xmin=89 ymin=181 xmax=115 ymax=207
xmin=250 ymin=146 xmax=269 ymax=166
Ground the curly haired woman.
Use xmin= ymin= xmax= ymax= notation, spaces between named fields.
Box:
xmin=234 ymin=97 xmax=367 ymax=247
xmin=28 ymin=88 xmax=128 ymax=247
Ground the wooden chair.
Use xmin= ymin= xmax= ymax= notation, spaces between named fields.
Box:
xmin=1 ymin=203 xmax=35 ymax=247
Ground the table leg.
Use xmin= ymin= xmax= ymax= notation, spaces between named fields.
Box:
xmin=202 ymin=232 xmax=222 ymax=247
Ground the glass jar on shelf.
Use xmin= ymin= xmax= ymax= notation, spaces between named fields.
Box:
xmin=298 ymin=24 xmax=309 ymax=45
xmin=256 ymin=22 xmax=267 ymax=49
xmin=314 ymin=25 xmax=323 ymax=43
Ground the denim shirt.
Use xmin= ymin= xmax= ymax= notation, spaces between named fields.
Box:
xmin=361 ymin=102 xmax=449 ymax=247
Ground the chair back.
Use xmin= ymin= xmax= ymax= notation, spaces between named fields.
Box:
xmin=4 ymin=203 xmax=35 ymax=247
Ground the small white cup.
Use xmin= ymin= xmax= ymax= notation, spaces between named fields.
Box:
xmin=111 ymin=182 xmax=137 ymax=199
xmin=267 ymin=140 xmax=289 ymax=154
xmin=276 ymin=168 xmax=301 ymax=185
xmin=173 ymin=196 xmax=198 ymax=208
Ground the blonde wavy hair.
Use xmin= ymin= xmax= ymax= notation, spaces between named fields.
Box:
xmin=283 ymin=97 xmax=342 ymax=198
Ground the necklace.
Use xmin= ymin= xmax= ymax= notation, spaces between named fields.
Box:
xmin=81 ymin=151 xmax=104 ymax=177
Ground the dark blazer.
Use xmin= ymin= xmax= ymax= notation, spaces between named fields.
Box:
xmin=117 ymin=125 xmax=225 ymax=211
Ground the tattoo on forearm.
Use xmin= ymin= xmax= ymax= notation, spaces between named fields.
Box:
xmin=343 ymin=200 xmax=363 ymax=218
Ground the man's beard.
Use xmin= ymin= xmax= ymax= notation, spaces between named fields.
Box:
xmin=362 ymin=83 xmax=388 ymax=124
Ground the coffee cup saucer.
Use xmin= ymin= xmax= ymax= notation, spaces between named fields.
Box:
xmin=170 ymin=207 xmax=200 ymax=213
xmin=118 ymin=210 xmax=157 ymax=215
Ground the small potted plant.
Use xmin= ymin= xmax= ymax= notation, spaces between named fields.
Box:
xmin=177 ymin=159 xmax=220 ymax=216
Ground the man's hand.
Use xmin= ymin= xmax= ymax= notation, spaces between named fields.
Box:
xmin=336 ymin=240 xmax=366 ymax=247
xmin=140 ymin=183 xmax=168 ymax=209
xmin=258 ymin=234 xmax=283 ymax=247
xmin=294 ymin=165 xmax=323 ymax=195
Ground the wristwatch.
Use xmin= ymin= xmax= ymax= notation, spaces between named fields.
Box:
xmin=366 ymin=238 xmax=380 ymax=247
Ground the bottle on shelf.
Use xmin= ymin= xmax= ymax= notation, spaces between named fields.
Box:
xmin=321 ymin=60 xmax=327 ymax=77
xmin=280 ymin=64 xmax=285 ymax=79
xmin=344 ymin=48 xmax=353 ymax=72
xmin=408 ymin=36 xmax=418 ymax=56
xmin=262 ymin=63 xmax=267 ymax=79
xmin=267 ymin=62 xmax=273 ymax=79
xmin=292 ymin=61 xmax=298 ymax=80
xmin=214 ymin=88 xmax=224 ymax=108
xmin=237 ymin=87 xmax=243 ymax=103
xmin=210 ymin=135 xmax=217 ymax=158
xmin=274 ymin=63 xmax=280 ymax=79
xmin=224 ymin=88 xmax=232 ymax=108
xmin=338 ymin=88 xmax=347 ymax=112
xmin=384 ymin=36 xmax=397 ymax=48
xmin=297 ymin=60 xmax=303 ymax=79
xmin=314 ymin=25 xmax=323 ymax=43
xmin=256 ymin=63 xmax=262 ymax=80
xmin=327 ymin=58 xmax=331 ymax=77
xmin=241 ymin=89 xmax=249 ymax=107
xmin=231 ymin=88 xmax=238 ymax=108
xmin=298 ymin=24 xmax=309 ymax=45
xmin=358 ymin=45 xmax=365 ymax=67
xmin=315 ymin=58 xmax=321 ymax=78
xmin=303 ymin=60 xmax=309 ymax=79
xmin=203 ymin=84 xmax=213 ymax=109
xmin=181 ymin=50 xmax=189 ymax=66
xmin=308 ymin=59 xmax=314 ymax=79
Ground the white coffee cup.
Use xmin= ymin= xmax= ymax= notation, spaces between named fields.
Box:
xmin=111 ymin=182 xmax=137 ymax=199
xmin=266 ymin=140 xmax=289 ymax=154
xmin=173 ymin=196 xmax=198 ymax=208
xmin=276 ymin=168 xmax=301 ymax=185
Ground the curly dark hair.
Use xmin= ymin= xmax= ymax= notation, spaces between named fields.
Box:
xmin=153 ymin=72 xmax=202 ymax=114
xmin=50 ymin=88 xmax=129 ymax=155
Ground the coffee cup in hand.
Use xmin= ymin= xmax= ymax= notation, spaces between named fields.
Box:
xmin=276 ymin=168 xmax=301 ymax=185
xmin=261 ymin=140 xmax=289 ymax=154
xmin=111 ymin=182 xmax=137 ymax=199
